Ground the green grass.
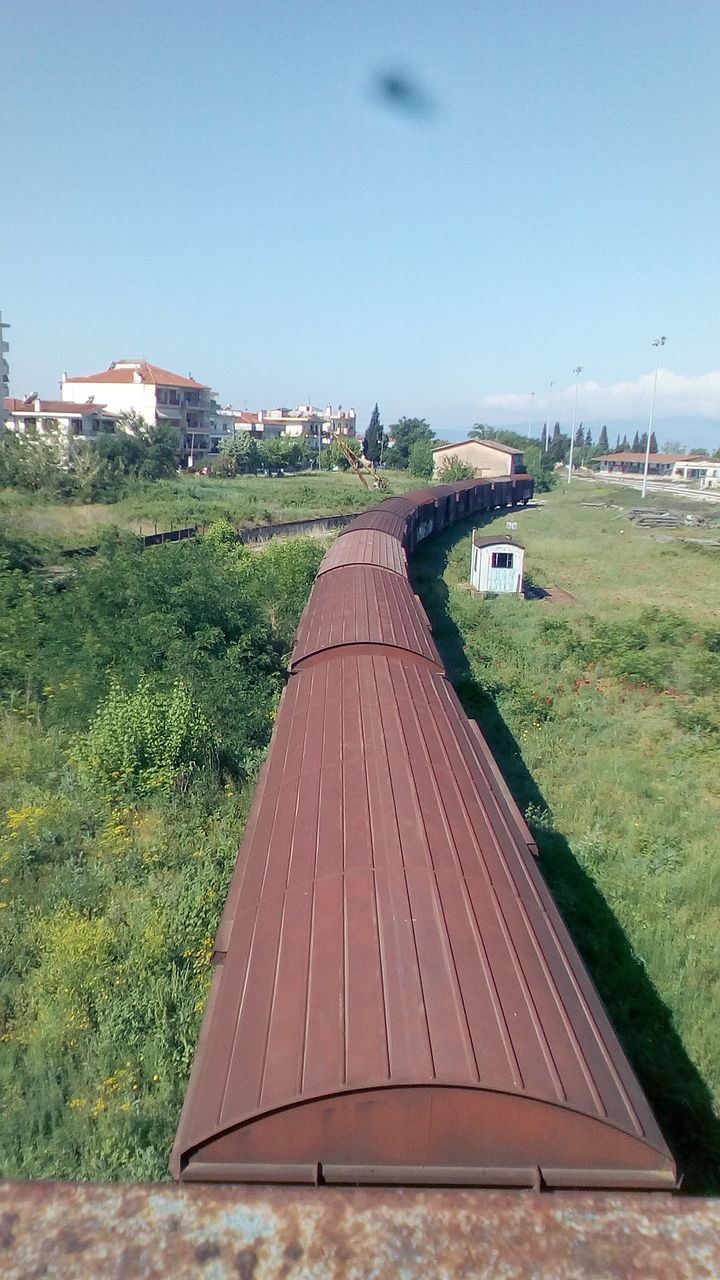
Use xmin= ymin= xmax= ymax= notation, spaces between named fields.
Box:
xmin=412 ymin=483 xmax=720 ymax=1193
xmin=0 ymin=469 xmax=417 ymax=554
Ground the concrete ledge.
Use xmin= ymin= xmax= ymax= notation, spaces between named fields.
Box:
xmin=1 ymin=1181 xmax=719 ymax=1278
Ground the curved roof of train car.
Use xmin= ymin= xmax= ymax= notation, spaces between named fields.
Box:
xmin=290 ymin=565 xmax=442 ymax=672
xmin=170 ymin=651 xmax=676 ymax=1189
xmin=316 ymin=529 xmax=407 ymax=578
xmin=341 ymin=506 xmax=412 ymax=542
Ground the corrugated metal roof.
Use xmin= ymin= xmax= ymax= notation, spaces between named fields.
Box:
xmin=291 ymin=567 xmax=441 ymax=671
xmin=317 ymin=530 xmax=408 ymax=578
xmin=341 ymin=507 xmax=412 ymax=542
xmin=171 ymin=654 xmax=675 ymax=1186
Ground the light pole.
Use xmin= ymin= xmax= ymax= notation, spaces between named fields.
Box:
xmin=544 ymin=380 xmax=554 ymax=450
xmin=563 ymin=366 xmax=579 ymax=483
xmin=641 ymin=337 xmax=666 ymax=499
xmin=528 ymin=391 xmax=535 ymax=437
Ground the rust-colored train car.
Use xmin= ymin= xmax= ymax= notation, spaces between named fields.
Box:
xmin=170 ymin=476 xmax=677 ymax=1190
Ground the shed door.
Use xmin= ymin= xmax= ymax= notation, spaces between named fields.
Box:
xmin=487 ymin=550 xmax=515 ymax=592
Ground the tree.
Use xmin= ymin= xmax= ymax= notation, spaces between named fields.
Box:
xmin=468 ymin=423 xmax=494 ymax=441
xmin=408 ymin=439 xmax=435 ymax=479
xmin=552 ymin=422 xmax=560 ymax=442
xmin=438 ymin=457 xmax=476 ymax=482
xmin=219 ymin=432 xmax=260 ymax=474
xmin=327 ymin=437 xmax=362 ymax=470
xmin=598 ymin=425 xmax=609 ymax=452
xmin=585 ymin=428 xmax=593 ymax=448
xmin=649 ymin=432 xmax=658 ymax=453
xmin=384 ymin=417 xmax=435 ymax=469
xmin=663 ymin=440 xmax=685 ymax=455
xmin=363 ymin=404 xmax=383 ymax=464
xmin=638 ymin=432 xmax=648 ymax=454
xmin=574 ymin=424 xmax=585 ymax=449
xmin=631 ymin=431 xmax=641 ymax=452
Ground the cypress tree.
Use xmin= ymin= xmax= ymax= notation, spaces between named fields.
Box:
xmin=598 ymin=425 xmax=609 ymax=452
xmin=638 ymin=432 xmax=648 ymax=453
xmin=574 ymin=424 xmax=585 ymax=448
xmin=552 ymin=421 xmax=560 ymax=442
xmin=363 ymin=403 xmax=382 ymax=464
xmin=631 ymin=431 xmax=641 ymax=452
xmin=649 ymin=431 xmax=658 ymax=453
xmin=585 ymin=428 xmax=593 ymax=447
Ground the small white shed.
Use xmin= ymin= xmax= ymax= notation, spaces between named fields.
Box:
xmin=470 ymin=533 xmax=525 ymax=595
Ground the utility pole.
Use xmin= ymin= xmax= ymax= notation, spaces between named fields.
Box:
xmin=567 ymin=367 xmax=583 ymax=483
xmin=641 ymin=337 xmax=666 ymax=499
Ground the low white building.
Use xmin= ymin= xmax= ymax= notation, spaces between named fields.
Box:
xmin=4 ymin=395 xmax=118 ymax=444
xmin=671 ymin=457 xmax=720 ymax=487
xmin=470 ymin=533 xmax=525 ymax=595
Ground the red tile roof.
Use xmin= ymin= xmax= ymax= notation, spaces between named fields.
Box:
xmin=4 ymin=397 xmax=108 ymax=415
xmin=65 ymin=361 xmax=209 ymax=389
xmin=596 ymin=452 xmax=688 ymax=464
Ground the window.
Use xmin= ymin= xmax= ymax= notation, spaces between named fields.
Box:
xmin=491 ymin=551 xmax=514 ymax=569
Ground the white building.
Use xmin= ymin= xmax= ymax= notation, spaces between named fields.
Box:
xmin=4 ymin=395 xmax=118 ymax=444
xmin=671 ymin=456 xmax=720 ymax=487
xmin=257 ymin=404 xmax=356 ymax=443
xmin=61 ymin=360 xmax=214 ymax=466
xmin=470 ymin=534 xmax=525 ymax=595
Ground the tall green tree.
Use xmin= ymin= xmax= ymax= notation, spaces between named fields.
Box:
xmin=408 ymin=439 xmax=435 ymax=479
xmin=363 ymin=404 xmax=383 ymax=464
xmin=598 ymin=425 xmax=609 ymax=452
xmin=631 ymin=431 xmax=641 ymax=452
xmin=384 ymin=417 xmax=435 ymax=469
xmin=649 ymin=431 xmax=658 ymax=453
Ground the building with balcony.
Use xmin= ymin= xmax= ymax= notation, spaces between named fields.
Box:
xmin=4 ymin=395 xmax=118 ymax=443
xmin=61 ymin=360 xmax=213 ymax=466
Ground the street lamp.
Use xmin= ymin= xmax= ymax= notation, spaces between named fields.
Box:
xmin=567 ymin=366 xmax=583 ymax=482
xmin=544 ymin=380 xmax=554 ymax=450
xmin=641 ymin=337 xmax=666 ymax=499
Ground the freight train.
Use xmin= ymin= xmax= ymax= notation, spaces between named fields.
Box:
xmin=170 ymin=471 xmax=677 ymax=1190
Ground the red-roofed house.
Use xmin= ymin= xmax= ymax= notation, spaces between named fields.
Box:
xmin=61 ymin=360 xmax=215 ymax=465
xmin=3 ymin=395 xmax=118 ymax=443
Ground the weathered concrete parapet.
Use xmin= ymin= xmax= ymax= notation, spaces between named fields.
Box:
xmin=1 ymin=1181 xmax=719 ymax=1279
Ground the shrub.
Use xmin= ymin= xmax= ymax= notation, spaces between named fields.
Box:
xmin=76 ymin=679 xmax=217 ymax=797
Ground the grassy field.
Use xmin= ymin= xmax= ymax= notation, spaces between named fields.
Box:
xmin=0 ymin=469 xmax=416 ymax=555
xmin=412 ymin=480 xmax=720 ymax=1192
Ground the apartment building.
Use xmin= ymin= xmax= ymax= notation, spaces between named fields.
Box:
xmin=61 ymin=360 xmax=215 ymax=465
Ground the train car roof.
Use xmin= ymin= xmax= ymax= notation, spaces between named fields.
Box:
xmin=290 ymin=565 xmax=442 ymax=672
xmin=317 ymin=529 xmax=407 ymax=578
xmin=170 ymin=653 xmax=676 ymax=1189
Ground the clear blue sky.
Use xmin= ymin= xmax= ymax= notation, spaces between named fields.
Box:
xmin=4 ymin=0 xmax=720 ymax=447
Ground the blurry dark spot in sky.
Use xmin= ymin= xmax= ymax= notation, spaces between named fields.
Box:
xmin=371 ymin=69 xmax=437 ymax=118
